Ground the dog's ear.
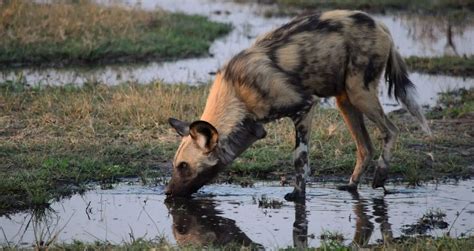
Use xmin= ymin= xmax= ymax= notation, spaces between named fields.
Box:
xmin=189 ymin=120 xmax=219 ymax=153
xmin=168 ymin=118 xmax=190 ymax=137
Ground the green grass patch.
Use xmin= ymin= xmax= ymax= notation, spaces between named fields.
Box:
xmin=1 ymin=80 xmax=473 ymax=214
xmin=406 ymin=56 xmax=474 ymax=77
xmin=0 ymin=0 xmax=231 ymax=68
xmin=427 ymin=88 xmax=474 ymax=119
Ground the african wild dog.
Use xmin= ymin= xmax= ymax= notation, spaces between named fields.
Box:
xmin=166 ymin=10 xmax=431 ymax=200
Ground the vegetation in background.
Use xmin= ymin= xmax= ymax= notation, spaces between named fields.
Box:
xmin=0 ymin=0 xmax=231 ymax=67
xmin=406 ymin=56 xmax=474 ymax=77
xmin=1 ymin=78 xmax=473 ymax=215
xmin=1 ymin=0 xmax=472 ymax=78
xmin=428 ymin=88 xmax=474 ymax=119
xmin=252 ymin=0 xmax=474 ymax=14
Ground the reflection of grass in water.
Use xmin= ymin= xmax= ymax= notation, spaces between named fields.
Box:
xmin=402 ymin=208 xmax=449 ymax=235
xmin=0 ymin=0 xmax=231 ymax=67
xmin=0 ymin=207 xmax=74 ymax=250
xmin=253 ymin=195 xmax=284 ymax=209
xmin=31 ymin=208 xmax=74 ymax=250
xmin=1 ymin=79 xmax=473 ymax=215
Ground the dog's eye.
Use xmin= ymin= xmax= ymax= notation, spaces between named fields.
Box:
xmin=177 ymin=162 xmax=188 ymax=170
xmin=177 ymin=162 xmax=191 ymax=176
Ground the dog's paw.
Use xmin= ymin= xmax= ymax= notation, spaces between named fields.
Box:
xmin=336 ymin=183 xmax=358 ymax=192
xmin=372 ymin=166 xmax=388 ymax=189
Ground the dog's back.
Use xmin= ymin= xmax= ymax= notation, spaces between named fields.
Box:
xmin=223 ymin=10 xmax=392 ymax=119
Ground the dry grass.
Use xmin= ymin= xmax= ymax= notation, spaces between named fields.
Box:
xmin=1 ymin=82 xmax=209 ymax=147
xmin=4 ymin=80 xmax=471 ymax=178
xmin=0 ymin=0 xmax=159 ymax=45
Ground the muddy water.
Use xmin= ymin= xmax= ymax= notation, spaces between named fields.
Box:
xmin=1 ymin=0 xmax=474 ymax=111
xmin=1 ymin=180 xmax=472 ymax=249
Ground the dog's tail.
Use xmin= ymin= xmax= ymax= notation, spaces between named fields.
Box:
xmin=385 ymin=45 xmax=432 ymax=135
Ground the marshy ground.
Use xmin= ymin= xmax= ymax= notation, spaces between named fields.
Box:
xmin=0 ymin=0 xmax=231 ymax=67
xmin=0 ymin=0 xmax=474 ymax=250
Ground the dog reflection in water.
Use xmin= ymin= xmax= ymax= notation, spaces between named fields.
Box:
xmin=350 ymin=192 xmax=393 ymax=247
xmin=165 ymin=198 xmax=262 ymax=248
xmin=291 ymin=193 xmax=393 ymax=249
xmin=165 ymin=194 xmax=393 ymax=249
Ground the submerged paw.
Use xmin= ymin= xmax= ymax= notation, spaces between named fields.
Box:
xmin=372 ymin=167 xmax=389 ymax=189
xmin=336 ymin=184 xmax=358 ymax=192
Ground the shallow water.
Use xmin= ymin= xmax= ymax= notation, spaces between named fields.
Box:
xmin=1 ymin=180 xmax=472 ymax=249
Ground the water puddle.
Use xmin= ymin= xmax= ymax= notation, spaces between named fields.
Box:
xmin=1 ymin=180 xmax=472 ymax=249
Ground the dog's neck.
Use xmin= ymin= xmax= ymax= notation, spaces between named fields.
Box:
xmin=214 ymin=118 xmax=266 ymax=166
xmin=200 ymin=73 xmax=266 ymax=166
xmin=200 ymin=73 xmax=248 ymax=138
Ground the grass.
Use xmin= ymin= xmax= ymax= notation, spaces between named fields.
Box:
xmin=406 ymin=56 xmax=474 ymax=77
xmin=0 ymin=79 xmax=209 ymax=214
xmin=0 ymin=79 xmax=473 ymax=214
xmin=0 ymin=0 xmax=231 ymax=68
xmin=428 ymin=88 xmax=474 ymax=119
xmin=255 ymin=0 xmax=474 ymax=14
xmin=33 ymin=236 xmax=472 ymax=250
xmin=315 ymin=235 xmax=474 ymax=251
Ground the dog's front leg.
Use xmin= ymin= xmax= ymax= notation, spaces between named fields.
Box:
xmin=284 ymin=106 xmax=314 ymax=201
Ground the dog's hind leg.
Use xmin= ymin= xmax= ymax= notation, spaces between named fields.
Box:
xmin=335 ymin=91 xmax=374 ymax=191
xmin=285 ymin=106 xmax=314 ymax=201
xmin=345 ymin=75 xmax=399 ymax=189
